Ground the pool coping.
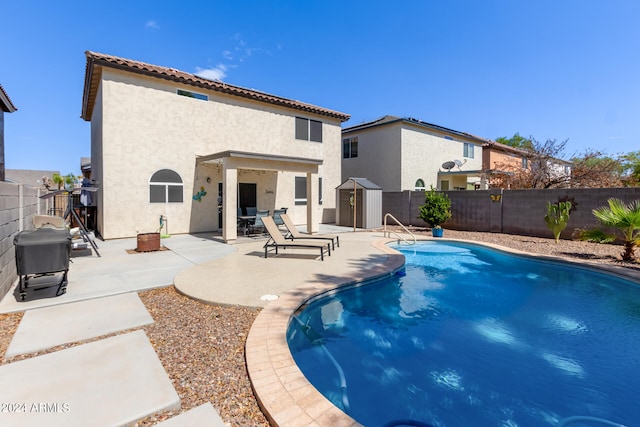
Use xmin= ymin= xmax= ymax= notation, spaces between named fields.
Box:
xmin=245 ymin=237 xmax=640 ymax=426
xmin=245 ymin=238 xmax=404 ymax=427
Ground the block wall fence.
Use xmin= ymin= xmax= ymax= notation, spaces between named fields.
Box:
xmin=1 ymin=185 xmax=639 ymax=299
xmin=382 ymin=188 xmax=640 ymax=239
xmin=0 ymin=182 xmax=48 ymax=298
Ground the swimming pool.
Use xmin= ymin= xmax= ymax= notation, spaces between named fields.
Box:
xmin=287 ymin=241 xmax=640 ymax=427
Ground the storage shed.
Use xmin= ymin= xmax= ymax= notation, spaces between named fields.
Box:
xmin=336 ymin=177 xmax=382 ymax=229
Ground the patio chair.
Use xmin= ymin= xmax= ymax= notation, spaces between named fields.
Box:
xmin=273 ymin=208 xmax=287 ymax=228
xmin=262 ymin=216 xmax=330 ymax=261
xmin=250 ymin=209 xmax=269 ymax=235
xmin=246 ymin=207 xmax=257 ymax=216
xmin=280 ymin=213 xmax=340 ymax=250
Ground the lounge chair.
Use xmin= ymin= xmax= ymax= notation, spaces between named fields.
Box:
xmin=280 ymin=213 xmax=340 ymax=250
xmin=262 ymin=216 xmax=330 ymax=261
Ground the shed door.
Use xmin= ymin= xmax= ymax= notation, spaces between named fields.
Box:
xmin=339 ymin=189 xmax=363 ymax=228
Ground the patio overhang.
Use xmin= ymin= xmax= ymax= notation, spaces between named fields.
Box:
xmin=437 ymin=169 xmax=484 ymax=177
xmin=437 ymin=169 xmax=487 ymax=190
xmin=197 ymin=151 xmax=323 ymax=243
xmin=196 ymin=150 xmax=322 ymax=173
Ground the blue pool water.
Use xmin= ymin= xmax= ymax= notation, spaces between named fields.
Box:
xmin=287 ymin=241 xmax=640 ymax=427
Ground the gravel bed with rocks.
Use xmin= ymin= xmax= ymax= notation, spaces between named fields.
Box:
xmin=0 ymin=230 xmax=638 ymax=427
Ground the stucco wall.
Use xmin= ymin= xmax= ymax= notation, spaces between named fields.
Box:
xmin=93 ymin=69 xmax=343 ymax=238
xmin=402 ymin=126 xmax=483 ymax=191
xmin=485 ymin=149 xmax=524 ymax=170
xmin=341 ymin=124 xmax=402 ymax=190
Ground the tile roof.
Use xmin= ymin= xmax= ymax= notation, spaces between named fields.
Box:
xmin=81 ymin=51 xmax=350 ymax=122
xmin=0 ymin=84 xmax=17 ymax=112
xmin=342 ymin=114 xmax=492 ymax=144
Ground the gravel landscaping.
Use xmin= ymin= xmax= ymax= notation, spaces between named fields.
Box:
xmin=0 ymin=229 xmax=638 ymax=426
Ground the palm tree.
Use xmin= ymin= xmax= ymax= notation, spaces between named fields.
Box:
xmin=581 ymin=198 xmax=640 ymax=262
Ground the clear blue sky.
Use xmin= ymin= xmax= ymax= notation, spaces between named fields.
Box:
xmin=2 ymin=0 xmax=639 ymax=175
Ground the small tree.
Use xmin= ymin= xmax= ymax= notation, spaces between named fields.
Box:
xmin=579 ymin=198 xmax=640 ymax=262
xmin=52 ymin=172 xmax=64 ymax=190
xmin=418 ymin=187 xmax=452 ymax=228
xmin=544 ymin=201 xmax=571 ymax=243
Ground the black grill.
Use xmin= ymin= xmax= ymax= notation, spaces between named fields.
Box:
xmin=14 ymin=228 xmax=71 ymax=301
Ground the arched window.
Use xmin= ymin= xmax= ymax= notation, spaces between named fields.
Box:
xmin=149 ymin=169 xmax=183 ymax=203
xmin=415 ymin=179 xmax=426 ymax=191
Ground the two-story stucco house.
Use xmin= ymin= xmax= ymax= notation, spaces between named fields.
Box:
xmin=482 ymin=140 xmax=531 ymax=187
xmin=482 ymin=140 xmax=572 ymax=189
xmin=81 ymin=51 xmax=350 ymax=242
xmin=341 ymin=116 xmax=488 ymax=192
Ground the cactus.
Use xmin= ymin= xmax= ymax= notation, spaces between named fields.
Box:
xmin=544 ymin=201 xmax=572 ymax=243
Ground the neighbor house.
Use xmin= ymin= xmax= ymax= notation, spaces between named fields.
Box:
xmin=482 ymin=140 xmax=531 ymax=188
xmin=482 ymin=140 xmax=572 ymax=189
xmin=81 ymin=51 xmax=350 ymax=242
xmin=0 ymin=84 xmax=18 ymax=182
xmin=341 ymin=116 xmax=488 ymax=191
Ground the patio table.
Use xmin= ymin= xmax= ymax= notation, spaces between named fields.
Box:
xmin=237 ymin=216 xmax=256 ymax=236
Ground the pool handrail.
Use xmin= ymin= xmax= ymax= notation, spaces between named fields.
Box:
xmin=383 ymin=213 xmax=416 ymax=245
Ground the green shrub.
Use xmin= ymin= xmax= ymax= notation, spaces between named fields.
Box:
xmin=418 ymin=187 xmax=452 ymax=228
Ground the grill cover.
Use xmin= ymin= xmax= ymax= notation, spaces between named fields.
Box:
xmin=14 ymin=228 xmax=71 ymax=275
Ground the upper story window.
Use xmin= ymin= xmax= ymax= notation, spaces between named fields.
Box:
xmin=177 ymin=89 xmax=208 ymax=101
xmin=295 ymin=117 xmax=323 ymax=142
xmin=343 ymin=137 xmax=358 ymax=159
xmin=150 ymin=169 xmax=183 ymax=203
xmin=415 ymin=179 xmax=426 ymax=191
xmin=463 ymin=142 xmax=475 ymax=159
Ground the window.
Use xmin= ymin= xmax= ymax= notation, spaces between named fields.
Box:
xmin=295 ymin=176 xmax=323 ymax=204
xmin=343 ymin=137 xmax=358 ymax=159
xmin=150 ymin=169 xmax=183 ymax=203
xmin=295 ymin=176 xmax=307 ymax=205
xmin=463 ymin=143 xmax=474 ymax=159
xmin=440 ymin=180 xmax=450 ymax=190
xmin=415 ymin=179 xmax=426 ymax=191
xmin=176 ymin=89 xmax=208 ymax=101
xmin=522 ymin=158 xmax=529 ymax=169
xmin=295 ymin=117 xmax=323 ymax=142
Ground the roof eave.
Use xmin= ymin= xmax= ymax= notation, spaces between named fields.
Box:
xmin=81 ymin=51 xmax=350 ymax=122
xmin=0 ymin=85 xmax=17 ymax=113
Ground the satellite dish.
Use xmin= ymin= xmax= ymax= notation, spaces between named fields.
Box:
xmin=442 ymin=161 xmax=455 ymax=171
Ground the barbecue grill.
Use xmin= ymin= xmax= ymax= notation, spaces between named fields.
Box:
xmin=14 ymin=228 xmax=72 ymax=301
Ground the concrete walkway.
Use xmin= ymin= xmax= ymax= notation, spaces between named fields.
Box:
xmin=0 ymin=226 xmax=397 ymax=426
xmin=0 ymin=233 xmax=241 ymax=426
